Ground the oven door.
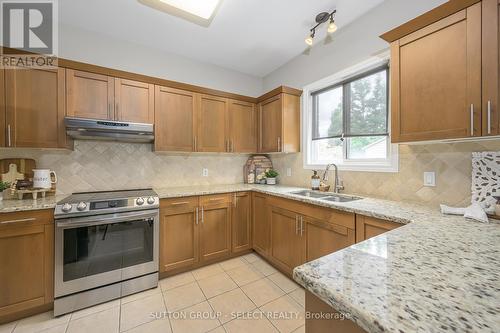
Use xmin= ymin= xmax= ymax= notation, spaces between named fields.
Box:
xmin=55 ymin=209 xmax=159 ymax=297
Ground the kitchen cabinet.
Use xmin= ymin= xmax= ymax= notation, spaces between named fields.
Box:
xmin=197 ymin=94 xmax=228 ymax=152
xmin=258 ymin=92 xmax=300 ymax=153
xmin=114 ymin=78 xmax=154 ymax=123
xmin=228 ymin=100 xmax=257 ymax=153
xmin=0 ymin=69 xmax=5 ymax=147
xmin=66 ymin=69 xmax=114 ymax=120
xmin=5 ymin=67 xmax=68 ymax=148
xmin=231 ymin=192 xmax=252 ymax=253
xmin=199 ymin=194 xmax=232 ymax=262
xmin=0 ymin=210 xmax=54 ymax=323
xmin=154 ymin=86 xmax=196 ymax=152
xmin=355 ymin=215 xmax=401 ymax=242
xmin=305 ymin=216 xmax=355 ymax=262
xmin=384 ymin=2 xmax=482 ymax=142
xmin=159 ymin=197 xmax=200 ymax=273
xmin=252 ymin=193 xmax=271 ymax=256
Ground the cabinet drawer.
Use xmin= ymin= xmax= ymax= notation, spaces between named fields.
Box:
xmin=160 ymin=197 xmax=198 ymax=214
xmin=199 ymin=194 xmax=232 ymax=207
xmin=0 ymin=209 xmax=53 ymax=230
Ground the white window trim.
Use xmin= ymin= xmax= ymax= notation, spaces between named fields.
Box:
xmin=302 ymin=52 xmax=399 ymax=173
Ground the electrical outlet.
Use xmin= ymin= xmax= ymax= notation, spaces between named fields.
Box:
xmin=202 ymin=168 xmax=209 ymax=177
xmin=286 ymin=168 xmax=292 ymax=177
xmin=423 ymin=172 xmax=436 ymax=187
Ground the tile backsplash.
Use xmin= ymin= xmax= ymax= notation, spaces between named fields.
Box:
xmin=271 ymin=140 xmax=500 ymax=207
xmin=0 ymin=141 xmax=249 ymax=195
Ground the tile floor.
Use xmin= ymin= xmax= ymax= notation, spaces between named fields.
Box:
xmin=0 ymin=253 xmax=305 ymax=333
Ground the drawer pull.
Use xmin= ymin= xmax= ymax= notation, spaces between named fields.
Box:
xmin=1 ymin=217 xmax=36 ymax=225
xmin=170 ymin=201 xmax=190 ymax=206
xmin=209 ymin=198 xmax=225 ymax=201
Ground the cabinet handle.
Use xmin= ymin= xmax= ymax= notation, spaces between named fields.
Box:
xmin=171 ymin=201 xmax=189 ymax=206
xmin=195 ymin=207 xmax=199 ymax=225
xmin=470 ymin=104 xmax=474 ymax=136
xmin=487 ymin=100 xmax=491 ymax=135
xmin=277 ymin=137 xmax=281 ymax=152
xmin=201 ymin=206 xmax=204 ymax=224
xmin=233 ymin=194 xmax=237 ymax=207
xmin=209 ymin=197 xmax=225 ymax=202
xmin=1 ymin=217 xmax=36 ymax=225
xmin=7 ymin=124 xmax=11 ymax=147
xmin=300 ymin=216 xmax=304 ymax=237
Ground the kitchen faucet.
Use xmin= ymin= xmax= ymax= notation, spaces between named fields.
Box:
xmin=322 ymin=163 xmax=344 ymax=193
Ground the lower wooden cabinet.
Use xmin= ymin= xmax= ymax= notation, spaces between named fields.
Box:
xmin=0 ymin=210 xmax=54 ymax=323
xmin=356 ymin=215 xmax=401 ymax=242
xmin=199 ymin=194 xmax=232 ymax=262
xmin=231 ymin=192 xmax=252 ymax=253
xmin=252 ymin=193 xmax=271 ymax=256
xmin=305 ymin=216 xmax=355 ymax=262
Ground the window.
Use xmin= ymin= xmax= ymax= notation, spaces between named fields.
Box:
xmin=304 ymin=59 xmax=398 ymax=172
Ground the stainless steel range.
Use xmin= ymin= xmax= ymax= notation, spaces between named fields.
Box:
xmin=53 ymin=189 xmax=159 ymax=316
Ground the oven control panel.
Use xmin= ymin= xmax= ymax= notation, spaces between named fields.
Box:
xmin=134 ymin=196 xmax=159 ymax=208
xmin=55 ymin=201 xmax=90 ymax=215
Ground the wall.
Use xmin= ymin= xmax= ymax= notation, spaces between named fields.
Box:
xmin=59 ymin=24 xmax=263 ymax=97
xmin=0 ymin=141 xmax=249 ymax=195
xmin=272 ymin=140 xmax=500 ymax=207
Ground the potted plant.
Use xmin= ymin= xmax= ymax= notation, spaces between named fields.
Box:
xmin=265 ymin=169 xmax=279 ymax=185
xmin=0 ymin=181 xmax=10 ymax=201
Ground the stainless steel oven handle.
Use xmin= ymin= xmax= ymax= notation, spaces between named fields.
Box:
xmin=56 ymin=210 xmax=158 ymax=228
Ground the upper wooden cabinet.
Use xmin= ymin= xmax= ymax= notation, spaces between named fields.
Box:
xmin=154 ymin=86 xmax=196 ymax=152
xmin=258 ymin=91 xmax=301 ymax=153
xmin=197 ymin=94 xmax=228 ymax=152
xmin=66 ymin=69 xmax=114 ymax=120
xmin=5 ymin=67 xmax=68 ymax=148
xmin=114 ymin=79 xmax=154 ymax=123
xmin=67 ymin=69 xmax=154 ymax=124
xmin=355 ymin=215 xmax=401 ymax=243
xmin=0 ymin=69 xmax=5 ymax=147
xmin=228 ymin=100 xmax=257 ymax=153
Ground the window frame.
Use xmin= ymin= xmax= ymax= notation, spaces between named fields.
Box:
xmin=302 ymin=54 xmax=399 ymax=173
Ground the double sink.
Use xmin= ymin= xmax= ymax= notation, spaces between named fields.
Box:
xmin=289 ymin=190 xmax=362 ymax=203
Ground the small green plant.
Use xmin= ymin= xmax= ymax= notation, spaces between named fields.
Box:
xmin=0 ymin=181 xmax=10 ymax=192
xmin=265 ymin=169 xmax=279 ymax=178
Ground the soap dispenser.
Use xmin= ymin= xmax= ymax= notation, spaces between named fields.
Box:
xmin=311 ymin=170 xmax=320 ymax=190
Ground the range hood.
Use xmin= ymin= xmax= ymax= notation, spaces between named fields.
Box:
xmin=65 ymin=117 xmax=154 ymax=143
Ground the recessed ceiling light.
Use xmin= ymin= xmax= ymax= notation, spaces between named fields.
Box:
xmin=138 ymin=0 xmax=222 ymax=26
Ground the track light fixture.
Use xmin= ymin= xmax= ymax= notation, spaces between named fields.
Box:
xmin=305 ymin=10 xmax=337 ymax=46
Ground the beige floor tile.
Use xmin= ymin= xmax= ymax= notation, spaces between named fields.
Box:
xmin=37 ymin=324 xmax=68 ymax=333
xmin=251 ymin=260 xmax=278 ymax=276
xmin=120 ymin=287 xmax=162 ymax=304
xmin=120 ymin=293 xmax=166 ymax=332
xmin=219 ymin=258 xmax=247 ymax=271
xmin=240 ymin=253 xmax=260 ymax=264
xmin=169 ymin=301 xmax=220 ymax=333
xmin=260 ymin=295 xmax=304 ymax=333
xmin=208 ymin=289 xmax=256 ymax=324
xmin=13 ymin=311 xmax=70 ymax=333
xmin=163 ymin=282 xmax=206 ymax=311
xmin=207 ymin=327 xmax=225 ymax=333
xmin=0 ymin=322 xmax=17 ymax=333
xmin=123 ymin=319 xmax=172 ymax=333
xmin=241 ymin=278 xmax=284 ymax=307
xmin=292 ymin=325 xmax=305 ymax=333
xmin=192 ymin=264 xmax=224 ymax=280
xmin=71 ymin=299 xmax=120 ymax=320
xmin=197 ymin=273 xmax=238 ymax=299
xmin=159 ymin=272 xmax=195 ymax=292
xmin=67 ymin=307 xmax=119 ymax=333
xmin=268 ymin=272 xmax=300 ymax=293
xmin=223 ymin=310 xmax=278 ymax=333
xmin=288 ymin=288 xmax=305 ymax=307
xmin=226 ymin=263 xmax=264 ymax=287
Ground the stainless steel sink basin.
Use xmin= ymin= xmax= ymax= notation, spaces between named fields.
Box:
xmin=289 ymin=190 xmax=362 ymax=202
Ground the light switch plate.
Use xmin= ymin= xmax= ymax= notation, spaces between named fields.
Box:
xmin=202 ymin=168 xmax=209 ymax=177
xmin=423 ymin=172 xmax=436 ymax=187
xmin=286 ymin=168 xmax=292 ymax=177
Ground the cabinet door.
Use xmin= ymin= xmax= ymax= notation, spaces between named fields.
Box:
xmin=199 ymin=195 xmax=231 ymax=262
xmin=355 ymin=215 xmax=401 ymax=243
xmin=482 ymin=0 xmax=499 ymax=136
xmin=231 ymin=192 xmax=252 ymax=253
xmin=0 ymin=69 xmax=5 ymax=147
xmin=114 ymin=79 xmax=154 ymax=123
xmin=252 ymin=193 xmax=270 ymax=256
xmin=197 ymin=94 xmax=228 ymax=152
xmin=159 ymin=198 xmax=199 ymax=272
xmin=305 ymin=217 xmax=355 ymax=262
xmin=155 ymin=86 xmax=196 ymax=152
xmin=5 ymin=68 xmax=66 ymax=148
xmin=391 ymin=4 xmax=481 ymax=142
xmin=259 ymin=95 xmax=282 ymax=152
xmin=270 ymin=206 xmax=305 ymax=274
xmin=0 ymin=210 xmax=53 ymax=319
xmin=228 ymin=100 xmax=256 ymax=153
xmin=66 ymin=69 xmax=114 ymax=120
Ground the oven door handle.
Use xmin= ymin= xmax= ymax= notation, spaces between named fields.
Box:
xmin=56 ymin=210 xmax=158 ymax=228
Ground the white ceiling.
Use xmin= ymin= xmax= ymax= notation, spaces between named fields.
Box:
xmin=59 ymin=0 xmax=385 ymax=77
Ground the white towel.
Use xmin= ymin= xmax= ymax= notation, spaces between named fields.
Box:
xmin=440 ymin=203 xmax=489 ymax=223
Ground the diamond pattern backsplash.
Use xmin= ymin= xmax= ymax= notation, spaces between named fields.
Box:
xmin=0 ymin=141 xmax=249 ymax=195
xmin=272 ymin=140 xmax=500 ymax=207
